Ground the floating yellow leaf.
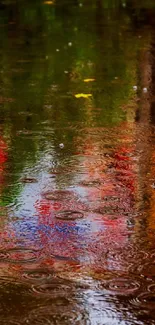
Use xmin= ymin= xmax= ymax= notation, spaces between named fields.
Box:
xmin=83 ymin=78 xmax=95 ymax=82
xmin=43 ymin=1 xmax=54 ymax=4
xmin=75 ymin=93 xmax=92 ymax=99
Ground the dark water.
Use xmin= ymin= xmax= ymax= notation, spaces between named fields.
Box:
xmin=0 ymin=0 xmax=155 ymax=324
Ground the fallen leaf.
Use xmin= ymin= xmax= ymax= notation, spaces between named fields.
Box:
xmin=83 ymin=78 xmax=95 ymax=82
xmin=75 ymin=93 xmax=92 ymax=99
xmin=43 ymin=1 xmax=54 ymax=4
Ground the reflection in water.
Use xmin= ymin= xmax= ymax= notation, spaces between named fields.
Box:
xmin=0 ymin=0 xmax=155 ymax=324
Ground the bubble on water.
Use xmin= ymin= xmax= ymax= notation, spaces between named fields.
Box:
xmin=55 ymin=210 xmax=84 ymax=220
xmin=59 ymin=143 xmax=64 ymax=149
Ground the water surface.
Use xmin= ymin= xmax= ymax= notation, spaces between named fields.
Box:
xmin=0 ymin=0 xmax=155 ymax=324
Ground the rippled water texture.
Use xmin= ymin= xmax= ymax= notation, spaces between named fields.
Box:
xmin=1 ymin=0 xmax=155 ymax=324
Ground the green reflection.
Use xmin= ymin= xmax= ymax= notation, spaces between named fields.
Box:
xmin=0 ymin=0 xmax=153 ymax=205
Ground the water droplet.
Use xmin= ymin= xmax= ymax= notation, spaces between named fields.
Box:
xmin=55 ymin=210 xmax=84 ymax=220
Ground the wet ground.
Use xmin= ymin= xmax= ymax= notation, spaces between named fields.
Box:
xmin=1 ymin=0 xmax=155 ymax=324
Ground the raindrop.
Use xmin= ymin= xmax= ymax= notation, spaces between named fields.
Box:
xmin=55 ymin=210 xmax=84 ymax=220
xmin=64 ymin=70 xmax=69 ymax=74
xmin=56 ymin=49 xmax=60 ymax=52
xmin=79 ymin=3 xmax=83 ymax=7
xmin=68 ymin=42 xmax=72 ymax=47
xmin=143 ymin=87 xmax=148 ymax=93
xmin=133 ymin=86 xmax=137 ymax=91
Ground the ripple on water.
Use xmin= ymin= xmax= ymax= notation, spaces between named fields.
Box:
xmin=100 ymin=277 xmax=141 ymax=295
xmin=79 ymin=180 xmax=102 ymax=188
xmin=20 ymin=177 xmax=38 ymax=183
xmin=24 ymin=305 xmax=87 ymax=325
xmin=134 ymin=261 xmax=155 ymax=279
xmin=31 ymin=282 xmax=71 ymax=297
xmin=55 ymin=210 xmax=84 ymax=221
xmin=43 ymin=190 xmax=74 ymax=201
xmin=0 ymin=248 xmax=39 ymax=264
xmin=22 ymin=269 xmax=53 ymax=282
xmin=131 ymin=292 xmax=155 ymax=311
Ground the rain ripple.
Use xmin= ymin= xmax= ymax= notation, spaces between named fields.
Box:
xmin=24 ymin=305 xmax=88 ymax=325
xmin=21 ymin=269 xmax=53 ymax=282
xmin=55 ymin=210 xmax=84 ymax=221
xmin=43 ymin=190 xmax=74 ymax=201
xmin=0 ymin=247 xmax=39 ymax=264
xmin=131 ymin=292 xmax=155 ymax=312
xmin=99 ymin=277 xmax=141 ymax=295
